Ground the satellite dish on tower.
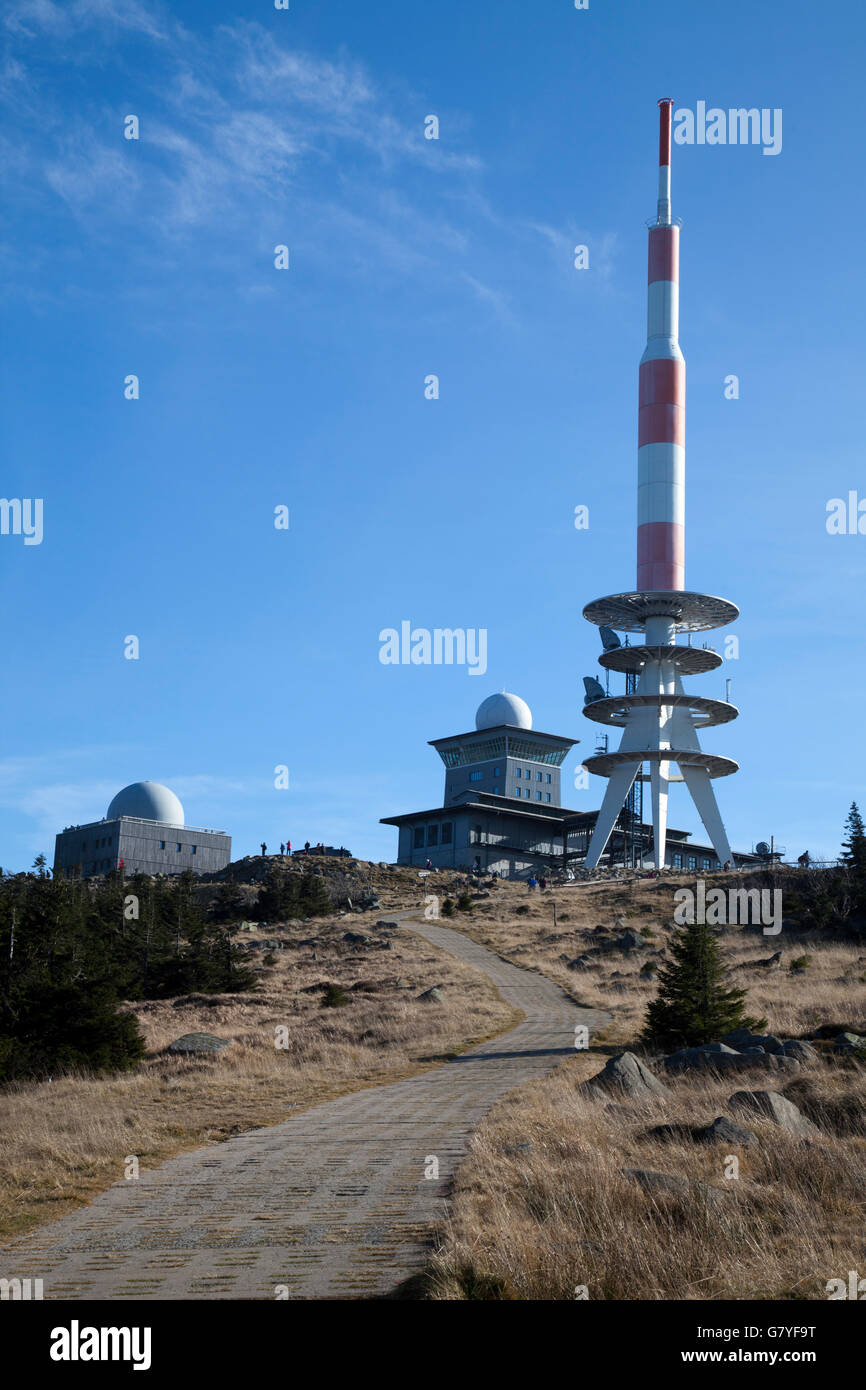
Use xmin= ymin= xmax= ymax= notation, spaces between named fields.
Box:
xmin=755 ymin=841 xmax=771 ymax=857
xmin=583 ymin=676 xmax=606 ymax=705
xmin=599 ymin=626 xmax=622 ymax=652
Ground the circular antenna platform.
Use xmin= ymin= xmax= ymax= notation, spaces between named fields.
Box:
xmin=582 ymin=749 xmax=739 ymax=779
xmin=583 ymin=591 xmax=739 ymax=634
xmin=583 ymin=693 xmax=738 ymax=730
xmin=598 ymin=644 xmax=723 ymax=675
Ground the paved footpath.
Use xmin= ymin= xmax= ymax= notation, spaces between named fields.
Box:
xmin=2 ymin=916 xmax=608 ymax=1300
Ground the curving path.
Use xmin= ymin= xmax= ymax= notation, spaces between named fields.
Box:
xmin=2 ymin=915 xmax=608 ymax=1300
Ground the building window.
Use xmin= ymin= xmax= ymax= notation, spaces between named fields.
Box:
xmin=688 ymin=855 xmax=696 ymax=870
xmin=176 ymin=843 xmax=182 ymax=852
xmin=413 ymin=827 xmax=424 ymax=849
xmin=427 ymin=825 xmax=439 ymax=847
xmin=525 ymin=789 xmax=531 ymax=798
xmin=702 ymin=857 xmax=711 ymax=870
xmin=545 ymin=793 xmax=551 ymax=803
xmin=493 ymin=767 xmax=501 ymax=776
xmin=536 ymin=772 xmax=542 ymax=781
xmin=469 ymin=771 xmax=483 ymax=782
xmin=545 ymin=773 xmax=551 ymax=783
xmin=160 ymin=840 xmax=166 ymax=850
xmin=191 ymin=845 xmax=197 ymax=854
xmin=673 ymin=853 xmax=682 ymax=869
xmin=515 ymin=769 xmax=521 ymax=778
xmin=441 ymin=823 xmax=453 ymax=845
xmin=493 ymin=786 xmax=499 ymax=794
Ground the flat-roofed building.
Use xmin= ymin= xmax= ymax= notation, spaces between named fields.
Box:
xmin=54 ymin=780 xmax=231 ymax=879
xmin=381 ymin=693 xmax=759 ymax=878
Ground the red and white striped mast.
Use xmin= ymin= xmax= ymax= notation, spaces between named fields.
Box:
xmin=580 ymin=99 xmax=740 ymax=872
xmin=638 ymin=98 xmax=684 ymax=593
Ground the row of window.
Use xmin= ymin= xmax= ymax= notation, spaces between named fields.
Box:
xmin=74 ymin=838 xmax=198 ymax=860
xmin=413 ymin=822 xmax=454 ymax=850
xmin=515 ymin=789 xmax=552 ymax=802
xmin=468 ymin=767 xmax=553 ymax=784
xmin=671 ymin=854 xmax=717 ymax=870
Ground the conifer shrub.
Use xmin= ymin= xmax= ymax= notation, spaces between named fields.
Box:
xmin=642 ymin=917 xmax=765 ymax=1049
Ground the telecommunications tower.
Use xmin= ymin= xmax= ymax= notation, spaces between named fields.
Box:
xmin=581 ymin=99 xmax=739 ymax=871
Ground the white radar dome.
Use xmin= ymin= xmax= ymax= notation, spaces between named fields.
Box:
xmin=106 ymin=781 xmax=185 ymax=825
xmin=475 ymin=692 xmax=533 ymax=731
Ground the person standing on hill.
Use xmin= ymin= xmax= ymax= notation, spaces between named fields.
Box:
xmin=261 ymin=842 xmax=267 ymax=857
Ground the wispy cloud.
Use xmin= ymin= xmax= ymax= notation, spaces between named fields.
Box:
xmin=1 ymin=1 xmax=618 ymax=320
xmin=0 ymin=750 xmax=255 ymax=857
xmin=4 ymin=0 xmax=171 ymax=42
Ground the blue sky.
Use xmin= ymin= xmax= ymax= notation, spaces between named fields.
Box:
xmin=1 ymin=0 xmax=864 ymax=868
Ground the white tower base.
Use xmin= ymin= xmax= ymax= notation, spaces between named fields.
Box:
xmin=581 ymin=591 xmax=739 ymax=872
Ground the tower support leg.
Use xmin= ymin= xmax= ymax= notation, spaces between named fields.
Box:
xmin=680 ymin=765 xmax=734 ymax=867
xmin=584 ymin=761 xmax=640 ymax=869
xmin=651 ymin=759 xmax=669 ymax=870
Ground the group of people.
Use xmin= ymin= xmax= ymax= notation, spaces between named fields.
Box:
xmin=258 ymin=840 xmax=334 ymax=858
xmin=526 ymin=874 xmax=548 ymax=892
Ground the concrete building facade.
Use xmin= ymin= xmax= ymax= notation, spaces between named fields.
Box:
xmin=53 ymin=781 xmax=231 ymax=879
xmin=381 ymin=693 xmax=759 ymax=878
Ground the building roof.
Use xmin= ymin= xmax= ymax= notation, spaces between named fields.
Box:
xmin=58 ymin=815 xmax=228 ymax=836
xmin=429 ymin=724 xmax=578 ymax=768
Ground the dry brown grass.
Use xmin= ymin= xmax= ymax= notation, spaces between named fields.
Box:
xmin=0 ymin=894 xmax=518 ymax=1244
xmin=457 ymin=874 xmax=866 ymax=1044
xmin=427 ymin=1059 xmax=866 ymax=1300
xmin=426 ymin=874 xmax=866 ymax=1300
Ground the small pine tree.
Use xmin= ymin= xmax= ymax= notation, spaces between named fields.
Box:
xmin=298 ymin=871 xmax=332 ymax=918
xmin=642 ymin=918 xmax=765 ymax=1049
xmin=321 ymin=983 xmax=350 ymax=1008
xmin=841 ymin=802 xmax=866 ymax=873
xmin=212 ymin=878 xmax=245 ymax=923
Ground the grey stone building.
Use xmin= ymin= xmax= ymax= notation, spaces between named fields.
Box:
xmin=53 ymin=780 xmax=231 ymax=879
xmin=381 ymin=692 xmax=759 ymax=878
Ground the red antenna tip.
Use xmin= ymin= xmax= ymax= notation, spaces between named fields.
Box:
xmin=658 ymin=99 xmax=674 ymax=166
